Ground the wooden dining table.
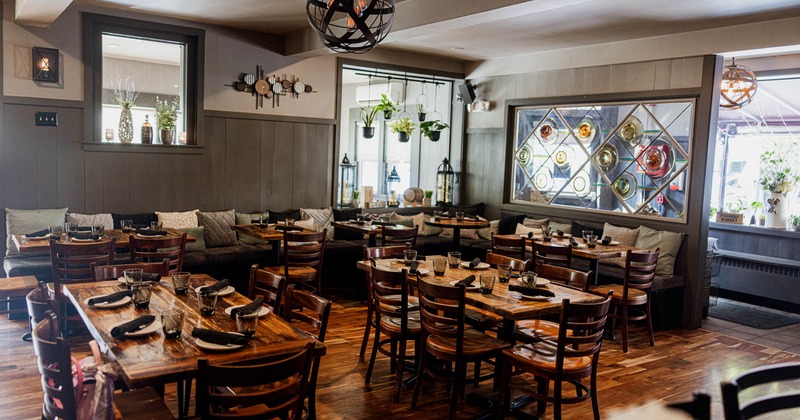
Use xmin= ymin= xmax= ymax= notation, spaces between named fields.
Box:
xmin=63 ymin=274 xmax=325 ymax=416
xmin=231 ymin=224 xmax=308 ymax=265
xmin=11 ymin=228 xmax=195 ymax=254
xmin=424 ymin=217 xmax=490 ymax=247
xmin=332 ymin=221 xmax=382 ymax=246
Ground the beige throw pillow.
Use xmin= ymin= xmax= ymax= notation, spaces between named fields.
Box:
xmin=634 ymin=225 xmax=684 ymax=277
xmin=300 ymin=208 xmax=334 ymax=241
xmin=66 ymin=213 xmax=114 ymax=230
xmin=156 ymin=209 xmax=199 ymax=229
xmin=601 ymin=222 xmax=640 ymax=267
xmin=392 ymin=213 xmax=425 ymax=236
xmin=522 ymin=217 xmax=550 ymax=236
xmin=477 ymin=220 xmax=499 ymax=240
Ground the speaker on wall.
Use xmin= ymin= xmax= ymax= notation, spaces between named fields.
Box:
xmin=458 ymin=83 xmax=476 ymax=104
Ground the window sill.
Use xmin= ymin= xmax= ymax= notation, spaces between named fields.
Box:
xmin=709 ymin=222 xmax=800 ymax=240
xmin=83 ymin=143 xmax=204 ymax=155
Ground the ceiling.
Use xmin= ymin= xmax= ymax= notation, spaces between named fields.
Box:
xmin=37 ymin=0 xmax=800 ymax=61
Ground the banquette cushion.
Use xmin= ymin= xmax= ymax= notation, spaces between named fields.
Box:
xmin=156 ymin=209 xmax=199 ymax=229
xmin=5 ymin=207 xmax=68 ymax=257
xmin=268 ymin=208 xmax=301 ymax=224
xmin=601 ymin=222 xmax=639 ymax=267
xmin=634 ymin=225 xmax=684 ymax=276
xmin=301 ymin=208 xmax=334 ymax=241
xmin=67 ymin=213 xmax=114 ymax=230
xmin=112 ymin=212 xmax=157 ymax=229
xmin=197 ymin=210 xmax=237 ymax=248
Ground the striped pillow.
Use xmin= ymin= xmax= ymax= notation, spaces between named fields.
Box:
xmin=300 ymin=208 xmax=334 ymax=241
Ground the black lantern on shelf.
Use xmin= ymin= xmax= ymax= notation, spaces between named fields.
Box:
xmin=338 ymin=154 xmax=357 ymax=208
xmin=436 ymin=158 xmax=454 ymax=205
xmin=387 ymin=165 xmax=400 ymax=207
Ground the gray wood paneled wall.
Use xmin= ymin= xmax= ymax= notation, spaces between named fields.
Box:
xmin=0 ymin=104 xmax=334 ymax=258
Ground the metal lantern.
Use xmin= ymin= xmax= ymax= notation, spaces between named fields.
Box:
xmin=338 ymin=154 xmax=357 ymax=208
xmin=436 ymin=157 xmax=454 ymax=205
xmin=720 ymin=58 xmax=758 ymax=110
xmin=387 ymin=165 xmax=400 ymax=206
xmin=306 ymin=0 xmax=396 ymax=54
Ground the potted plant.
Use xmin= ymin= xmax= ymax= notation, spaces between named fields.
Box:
xmin=417 ymin=103 xmax=427 ymax=121
xmin=420 ymin=120 xmax=449 ymax=142
xmin=353 ymin=190 xmax=360 ymax=208
xmin=423 ymin=190 xmax=433 ymax=206
xmin=155 ymin=97 xmax=181 ymax=145
xmin=750 ymin=201 xmax=763 ymax=225
xmin=791 ymin=214 xmax=800 ymax=231
xmin=758 ymin=150 xmax=800 ymax=229
xmin=360 ymin=106 xmax=378 ymax=138
xmin=389 ymin=117 xmax=416 ymax=143
xmin=113 ymin=78 xmax=139 ymax=144
xmin=374 ymin=93 xmax=400 ymax=120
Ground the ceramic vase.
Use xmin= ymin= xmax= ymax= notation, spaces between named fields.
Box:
xmin=118 ymin=107 xmax=134 ymax=144
xmin=765 ymin=192 xmax=789 ymax=229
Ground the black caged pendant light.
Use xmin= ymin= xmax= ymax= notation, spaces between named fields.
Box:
xmin=306 ymin=0 xmax=396 ymax=53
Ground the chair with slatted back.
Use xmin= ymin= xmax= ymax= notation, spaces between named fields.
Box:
xmin=365 ymin=261 xmax=421 ymax=403
xmin=128 ymin=233 xmax=187 ymax=275
xmin=32 ymin=312 xmax=173 ymax=420
xmin=264 ymin=229 xmax=326 ymax=295
xmin=721 ymin=362 xmax=800 ymax=420
xmin=497 ymin=292 xmax=613 ymax=420
xmin=532 ymin=242 xmax=572 ymax=268
xmin=22 ymin=282 xmax=55 ymax=342
xmin=491 ymin=233 xmax=526 ymax=260
xmin=588 ymin=248 xmax=659 ymax=352
xmin=411 ymin=278 xmax=511 ymax=420
xmin=359 ymin=245 xmax=412 ymax=361
xmin=668 ymin=392 xmax=711 ymax=420
xmin=284 ymin=286 xmax=331 ymax=420
xmin=515 ymin=264 xmax=593 ymax=344
xmin=195 ymin=341 xmax=316 ymax=420
xmin=50 ymin=238 xmax=116 ymax=333
xmin=248 ymin=264 xmax=287 ymax=317
xmin=485 ymin=250 xmax=532 ymax=275
xmin=381 ymin=225 xmax=418 ymax=249
xmin=90 ymin=258 xmax=171 ymax=281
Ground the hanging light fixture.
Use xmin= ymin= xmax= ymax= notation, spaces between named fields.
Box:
xmin=306 ymin=0 xmax=396 ymax=53
xmin=720 ymin=58 xmax=758 ymax=110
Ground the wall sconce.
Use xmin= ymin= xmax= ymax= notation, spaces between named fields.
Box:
xmin=32 ymin=47 xmax=59 ymax=83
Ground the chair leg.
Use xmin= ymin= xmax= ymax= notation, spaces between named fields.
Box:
xmin=536 ymin=377 xmax=549 ymax=415
xmin=365 ymin=323 xmax=381 ymax=384
xmin=553 ymin=376 xmax=562 ymax=420
xmin=449 ymin=361 xmax=463 ymax=420
xmin=359 ymin=305 xmax=374 ymax=361
xmin=609 ymin=305 xmax=618 ymax=341
xmin=393 ymin=340 xmax=407 ymax=402
xmin=473 ymin=361 xmax=481 ymax=388
xmin=308 ymin=356 xmax=321 ymax=419
xmin=590 ymin=370 xmax=600 ymax=420
xmin=410 ymin=347 xmax=426 ymax=409
xmin=621 ymin=302 xmax=629 ymax=353
xmin=645 ymin=300 xmax=655 ymax=347
xmin=496 ymin=356 xmax=511 ymax=418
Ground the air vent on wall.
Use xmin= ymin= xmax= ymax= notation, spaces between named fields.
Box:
xmin=355 ymin=82 xmax=405 ymax=105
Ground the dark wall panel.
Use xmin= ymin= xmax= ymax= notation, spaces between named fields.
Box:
xmin=198 ymin=117 xmax=228 ymax=212
xmin=224 ymin=118 xmax=262 ymax=212
xmin=56 ymin=108 xmax=86 ymax=213
xmin=464 ymin=131 xmax=505 ymax=219
xmin=261 ymin=122 xmax=295 ymax=211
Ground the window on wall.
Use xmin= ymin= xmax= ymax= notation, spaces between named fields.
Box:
xmin=85 ymin=14 xmax=203 ymax=145
xmin=712 ymin=75 xmax=800 ymax=220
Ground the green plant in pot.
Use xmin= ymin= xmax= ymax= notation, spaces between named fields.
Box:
xmin=750 ymin=201 xmax=763 ymax=226
xmin=791 ymin=214 xmax=800 ymax=231
xmin=360 ymin=106 xmax=378 ymax=139
xmin=420 ymin=120 xmax=449 ymax=142
xmin=353 ymin=190 xmax=360 ymax=208
xmin=423 ymin=190 xmax=433 ymax=206
xmin=417 ymin=102 xmax=427 ymax=121
xmin=155 ymin=97 xmax=181 ymax=145
xmin=389 ymin=117 xmax=416 ymax=143
xmin=375 ymin=93 xmax=400 ymax=120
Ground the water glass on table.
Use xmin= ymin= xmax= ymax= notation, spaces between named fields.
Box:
xmin=65 ymin=221 xmax=78 ymax=235
xmin=523 ymin=271 xmax=539 ymax=287
xmin=120 ymin=219 xmax=133 ymax=233
xmin=403 ymin=249 xmax=418 ymax=266
xmin=456 ymin=211 xmax=465 ymax=221
xmin=48 ymin=225 xmax=63 ymax=240
xmin=432 ymin=257 xmax=447 ymax=276
xmin=236 ymin=311 xmax=259 ymax=339
xmin=285 ymin=218 xmax=295 ymax=227
xmin=587 ymin=234 xmax=598 ymax=248
xmin=131 ymin=283 xmax=152 ymax=309
xmin=171 ymin=272 xmax=191 ymax=295
xmin=92 ymin=225 xmax=104 ymax=237
xmin=582 ymin=230 xmax=594 ymax=243
xmin=447 ymin=251 xmax=461 ymax=268
xmin=161 ymin=309 xmax=184 ymax=339
xmin=124 ymin=268 xmax=144 ymax=288
xmin=197 ymin=289 xmax=218 ymax=316
xmin=479 ymin=274 xmax=496 ymax=294
xmin=497 ymin=264 xmax=511 ymax=283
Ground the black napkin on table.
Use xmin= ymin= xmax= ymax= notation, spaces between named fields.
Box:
xmin=111 ymin=315 xmax=156 ymax=338
xmin=468 ymin=258 xmax=482 ymax=269
xmin=141 ymin=273 xmax=161 ymax=282
xmin=76 ymin=226 xmax=92 ymax=232
xmin=192 ymin=327 xmax=248 ymax=346
xmin=602 ymin=236 xmax=612 ymax=245
xmin=569 ymin=237 xmax=578 ymax=247
xmin=408 ymin=261 xmax=420 ymax=274
xmin=199 ymin=279 xmax=229 ymax=293
xmin=25 ymin=229 xmax=49 ymax=238
xmin=455 ymin=275 xmax=476 ymax=287
xmin=230 ymin=297 xmax=264 ymax=319
xmin=69 ymin=232 xmax=100 ymax=240
xmin=527 ymin=231 xmax=534 ymax=239
xmin=556 ymin=230 xmax=565 ymax=236
xmin=136 ymin=228 xmax=167 ymax=236
xmin=88 ymin=290 xmax=133 ymax=306
xmin=275 ymin=225 xmax=304 ymax=232
xmin=509 ymin=284 xmax=555 ymax=297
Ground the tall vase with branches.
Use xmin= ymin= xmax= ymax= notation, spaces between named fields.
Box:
xmin=114 ymin=78 xmax=140 ymax=144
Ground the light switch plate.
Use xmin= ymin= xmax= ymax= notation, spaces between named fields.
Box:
xmin=35 ymin=112 xmax=58 ymax=127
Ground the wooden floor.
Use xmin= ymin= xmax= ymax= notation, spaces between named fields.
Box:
xmin=3 ymin=298 xmax=800 ymax=419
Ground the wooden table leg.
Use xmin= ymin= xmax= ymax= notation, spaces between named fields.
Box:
xmin=269 ymin=240 xmax=281 ymax=266
xmin=452 ymin=228 xmax=461 ymax=248
xmin=589 ymin=259 xmax=600 ymax=286
xmin=367 ymin=234 xmax=377 ymax=248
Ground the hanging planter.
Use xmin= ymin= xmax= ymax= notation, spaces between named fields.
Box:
xmin=360 ymin=106 xmax=379 ymax=139
xmin=389 ymin=117 xmax=416 ymax=143
xmin=421 ymin=115 xmax=448 ymax=142
xmin=416 ymin=91 xmax=428 ymax=121
xmin=375 ymin=93 xmax=400 ymax=120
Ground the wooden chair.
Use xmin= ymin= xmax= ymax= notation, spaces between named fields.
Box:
xmin=365 ymin=261 xmax=421 ymax=403
xmin=248 ymin=264 xmax=287 ymax=317
xmin=90 ymin=258 xmax=170 ymax=281
xmin=284 ymin=286 xmax=331 ymax=420
xmin=359 ymin=245 xmax=411 ymax=361
xmin=50 ymin=238 xmax=116 ymax=332
xmin=128 ymin=233 xmax=187 ymax=274
xmin=22 ymin=282 xmax=55 ymax=342
xmin=491 ymin=233 xmax=526 ymax=260
xmin=264 ymin=229 xmax=326 ymax=295
xmin=721 ymin=362 xmax=800 ymax=420
xmin=498 ymin=292 xmax=613 ymax=420
xmin=411 ymin=278 xmax=511 ymax=420
xmin=515 ymin=264 xmax=593 ymax=344
xmin=588 ymin=248 xmax=659 ymax=352
xmin=195 ymin=341 xmax=316 ymax=420
xmin=668 ymin=392 xmax=711 ymax=420
xmin=32 ymin=312 xmax=173 ymax=420
xmin=532 ymin=241 xmax=572 ymax=268
xmin=381 ymin=225 xmax=418 ymax=249
xmin=485 ymin=250 xmax=531 ymax=274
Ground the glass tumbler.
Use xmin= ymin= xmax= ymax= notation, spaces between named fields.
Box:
xmin=236 ymin=311 xmax=259 ymax=340
xmin=432 ymin=257 xmax=447 ymax=276
xmin=497 ymin=264 xmax=511 ymax=283
xmin=124 ymin=268 xmax=144 ymax=288
xmin=197 ymin=290 xmax=218 ymax=316
xmin=448 ymin=251 xmax=462 ymax=268
xmin=587 ymin=234 xmax=598 ymax=248
xmin=131 ymin=283 xmax=152 ymax=309
xmin=523 ymin=271 xmax=538 ymax=287
xmin=171 ymin=272 xmax=191 ymax=295
xmin=120 ymin=219 xmax=133 ymax=233
xmin=403 ymin=249 xmax=418 ymax=266
xmin=161 ymin=310 xmax=184 ymax=339
xmin=479 ymin=274 xmax=496 ymax=294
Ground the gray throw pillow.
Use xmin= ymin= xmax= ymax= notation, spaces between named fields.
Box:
xmin=197 ymin=210 xmax=238 ymax=248
xmin=178 ymin=226 xmax=207 ymax=253
xmin=234 ymin=212 xmax=269 ymax=245
xmin=5 ymin=207 xmax=68 ymax=258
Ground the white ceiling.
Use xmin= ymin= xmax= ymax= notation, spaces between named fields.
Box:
xmin=53 ymin=0 xmax=800 ymax=61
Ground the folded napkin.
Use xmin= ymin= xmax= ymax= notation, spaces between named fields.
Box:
xmin=192 ymin=327 xmax=248 ymax=346
xmin=408 ymin=261 xmax=420 ymax=274
xmin=69 ymin=232 xmax=100 ymax=240
xmin=569 ymin=238 xmax=578 ymax=247
xmin=463 ymin=216 xmax=477 ymax=221
xmin=136 ymin=228 xmax=167 ymax=236
xmin=199 ymin=279 xmax=229 ymax=294
xmin=275 ymin=225 xmax=304 ymax=232
xmin=601 ymin=236 xmax=612 ymax=245
xmin=76 ymin=226 xmax=92 ymax=232
xmin=509 ymin=284 xmax=555 ymax=297
xmin=25 ymin=228 xmax=50 ymax=238
xmin=527 ymin=231 xmax=534 ymax=239
xmin=142 ymin=273 xmax=161 ymax=282
xmin=556 ymin=230 xmax=565 ymax=236
xmin=230 ymin=297 xmax=263 ymax=319
xmin=468 ymin=258 xmax=482 ymax=269
xmin=88 ymin=290 xmax=133 ymax=306
xmin=111 ymin=315 xmax=156 ymax=338
xmin=455 ymin=275 xmax=476 ymax=287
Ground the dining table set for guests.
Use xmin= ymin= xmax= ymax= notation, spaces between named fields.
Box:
xmin=62 ymin=272 xmax=324 ymax=391
xmin=12 ymin=222 xmax=195 ymax=254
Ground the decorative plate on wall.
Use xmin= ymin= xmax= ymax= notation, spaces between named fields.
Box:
xmin=533 ymin=168 xmax=554 ymax=193
xmin=516 ymin=145 xmax=533 ymax=166
xmin=575 ymin=116 xmax=596 ymax=144
xmin=594 ymin=143 xmax=618 ymax=173
xmin=537 ymin=118 xmax=559 ymax=145
xmin=553 ymin=145 xmax=573 ymax=168
xmin=638 ymin=137 xmax=675 ymax=180
xmin=571 ymin=170 xmax=592 ymax=197
xmin=619 ymin=116 xmax=644 ymax=146
xmin=613 ymin=171 xmax=638 ymax=201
